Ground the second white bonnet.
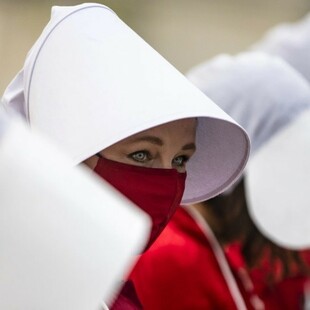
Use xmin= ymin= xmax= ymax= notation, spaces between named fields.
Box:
xmin=252 ymin=13 xmax=310 ymax=82
xmin=187 ymin=52 xmax=310 ymax=249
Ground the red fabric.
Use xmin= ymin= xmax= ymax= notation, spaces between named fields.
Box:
xmin=226 ymin=243 xmax=307 ymax=309
xmin=130 ymin=207 xmax=240 ymax=309
xmin=94 ymin=156 xmax=186 ymax=250
xmin=130 ymin=207 xmax=309 ymax=310
xmin=110 ymin=280 xmax=143 ymax=310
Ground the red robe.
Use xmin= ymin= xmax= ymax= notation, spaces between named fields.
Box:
xmin=130 ymin=206 xmax=309 ymax=310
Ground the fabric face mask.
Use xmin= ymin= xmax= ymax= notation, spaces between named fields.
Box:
xmin=94 ymin=156 xmax=186 ymax=250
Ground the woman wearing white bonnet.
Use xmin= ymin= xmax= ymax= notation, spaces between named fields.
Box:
xmin=252 ymin=13 xmax=310 ymax=83
xmin=187 ymin=52 xmax=310 ymax=307
xmin=1 ymin=3 xmax=249 ymax=309
xmin=188 ymin=51 xmax=310 ymax=250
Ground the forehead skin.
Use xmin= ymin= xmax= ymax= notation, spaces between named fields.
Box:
xmin=84 ymin=118 xmax=197 ymax=169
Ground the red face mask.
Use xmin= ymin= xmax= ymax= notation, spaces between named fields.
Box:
xmin=94 ymin=156 xmax=186 ymax=250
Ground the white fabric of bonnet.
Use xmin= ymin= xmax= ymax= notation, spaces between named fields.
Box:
xmin=252 ymin=13 xmax=310 ymax=83
xmin=1 ymin=3 xmax=250 ymax=204
xmin=187 ymin=52 xmax=310 ymax=249
xmin=0 ymin=109 xmax=150 ymax=310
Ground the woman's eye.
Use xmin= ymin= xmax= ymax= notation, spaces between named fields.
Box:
xmin=173 ymin=155 xmax=189 ymax=167
xmin=129 ymin=151 xmax=150 ymax=162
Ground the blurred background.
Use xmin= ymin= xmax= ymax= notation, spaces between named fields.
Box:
xmin=1 ymin=0 xmax=310 ymax=94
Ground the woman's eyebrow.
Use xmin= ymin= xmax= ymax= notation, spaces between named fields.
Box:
xmin=130 ymin=136 xmax=163 ymax=146
xmin=129 ymin=137 xmax=196 ymax=151
xmin=182 ymin=143 xmax=196 ymax=151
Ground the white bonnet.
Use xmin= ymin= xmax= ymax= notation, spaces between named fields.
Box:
xmin=252 ymin=13 xmax=310 ymax=82
xmin=1 ymin=3 xmax=250 ymax=204
xmin=0 ymin=109 xmax=150 ymax=309
xmin=187 ymin=52 xmax=310 ymax=249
